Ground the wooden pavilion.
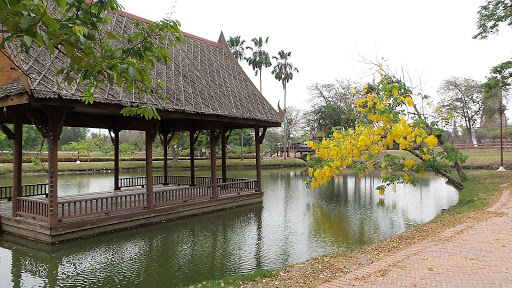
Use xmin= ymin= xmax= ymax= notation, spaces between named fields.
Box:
xmin=0 ymin=8 xmax=281 ymax=243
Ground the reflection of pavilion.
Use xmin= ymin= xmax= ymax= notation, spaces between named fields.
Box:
xmin=0 ymin=5 xmax=280 ymax=243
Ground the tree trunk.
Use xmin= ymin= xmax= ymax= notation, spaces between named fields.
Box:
xmin=283 ymin=84 xmax=287 ymax=160
xmin=408 ymin=149 xmax=464 ymax=190
xmin=171 ymin=145 xmax=178 ymax=164
xmin=470 ymin=127 xmax=478 ymax=147
xmin=413 ymin=106 xmax=467 ymax=182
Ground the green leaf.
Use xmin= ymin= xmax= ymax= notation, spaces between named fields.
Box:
xmin=55 ymin=0 xmax=66 ymax=9
xmin=23 ymin=35 xmax=33 ymax=48
xmin=20 ymin=15 xmax=33 ymax=29
xmin=128 ymin=66 xmax=136 ymax=80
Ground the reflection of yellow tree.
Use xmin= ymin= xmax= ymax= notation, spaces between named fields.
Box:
xmin=311 ymin=203 xmax=351 ymax=247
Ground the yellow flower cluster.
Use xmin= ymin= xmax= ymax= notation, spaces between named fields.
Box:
xmin=308 ymin=82 xmax=437 ymax=189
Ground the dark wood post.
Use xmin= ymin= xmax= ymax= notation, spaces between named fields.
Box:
xmin=161 ymin=131 xmax=169 ymax=186
xmin=221 ymin=129 xmax=227 ymax=183
xmin=146 ymin=124 xmax=158 ymax=209
xmin=47 ymin=109 xmax=66 ymax=225
xmin=255 ymin=127 xmax=266 ymax=193
xmin=113 ymin=129 xmax=120 ymax=190
xmin=12 ymin=113 xmax=23 ymax=217
xmin=190 ymin=130 xmax=197 ymax=186
xmin=210 ymin=129 xmax=221 ymax=199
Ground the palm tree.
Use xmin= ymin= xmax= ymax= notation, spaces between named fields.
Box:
xmin=227 ymin=36 xmax=247 ymax=62
xmin=245 ymin=37 xmax=272 ymax=93
xmin=272 ymin=50 xmax=299 ymax=159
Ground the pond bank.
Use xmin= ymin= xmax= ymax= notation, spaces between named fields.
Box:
xmin=0 ymin=158 xmax=306 ymax=176
xmin=192 ymin=169 xmax=512 ymax=288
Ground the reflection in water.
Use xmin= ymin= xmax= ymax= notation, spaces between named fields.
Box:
xmin=0 ymin=168 xmax=458 ymax=287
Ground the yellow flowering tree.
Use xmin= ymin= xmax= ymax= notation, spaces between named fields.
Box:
xmin=307 ymin=74 xmax=468 ymax=191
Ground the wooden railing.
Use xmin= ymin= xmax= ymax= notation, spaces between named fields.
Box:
xmin=218 ymin=180 xmax=258 ymax=196
xmin=154 ymin=185 xmax=212 ymax=205
xmin=16 ymin=198 xmax=48 ymax=220
xmin=0 ymin=183 xmax=48 ymax=200
xmin=58 ymin=193 xmax=148 ymax=219
xmin=13 ymin=177 xmax=259 ymax=221
xmin=118 ymin=176 xmax=248 ymax=188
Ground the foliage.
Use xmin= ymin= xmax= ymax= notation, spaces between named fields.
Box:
xmin=308 ymin=74 xmax=468 ymax=191
xmin=282 ymin=106 xmax=305 ymax=140
xmin=0 ymin=125 xmax=44 ymax=151
xmin=59 ymin=127 xmax=88 ymax=148
xmin=437 ymin=77 xmax=484 ymax=145
xmin=272 ymin=50 xmax=299 ymax=158
xmin=226 ymin=35 xmax=247 ymax=62
xmin=245 ymin=36 xmax=271 ymax=92
xmin=271 ymin=50 xmax=299 ymax=89
xmin=61 ymin=136 xmax=103 ymax=161
xmin=228 ymin=128 xmax=254 ymax=147
xmin=119 ymin=142 xmax=136 ymax=156
xmin=0 ymin=0 xmax=185 ymax=119
xmin=306 ymin=79 xmax=365 ymax=136
xmin=474 ymin=0 xmax=512 ymax=89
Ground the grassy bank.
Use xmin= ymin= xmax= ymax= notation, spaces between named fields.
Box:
xmin=0 ymin=158 xmax=306 ymax=175
xmin=187 ymin=167 xmax=511 ymax=288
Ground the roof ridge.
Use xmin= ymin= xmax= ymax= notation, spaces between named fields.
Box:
xmin=114 ymin=10 xmax=222 ymax=47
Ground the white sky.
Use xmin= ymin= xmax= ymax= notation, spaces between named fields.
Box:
xmin=118 ymin=0 xmax=512 ymax=117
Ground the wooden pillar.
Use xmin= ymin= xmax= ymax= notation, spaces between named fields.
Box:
xmin=221 ymin=129 xmax=227 ymax=183
xmin=210 ymin=129 xmax=221 ymax=199
xmin=146 ymin=125 xmax=157 ymax=209
xmin=11 ymin=114 xmax=22 ymax=217
xmin=47 ymin=109 xmax=66 ymax=225
xmin=190 ymin=130 xmax=196 ymax=186
xmin=255 ymin=127 xmax=266 ymax=193
xmin=113 ymin=129 xmax=120 ymax=190
xmin=161 ymin=131 xmax=169 ymax=186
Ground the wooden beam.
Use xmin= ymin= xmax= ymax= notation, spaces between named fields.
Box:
xmin=159 ymin=130 xmax=175 ymax=186
xmin=113 ymin=129 xmax=120 ymax=190
xmin=46 ymin=107 xmax=67 ymax=225
xmin=259 ymin=127 xmax=267 ymax=144
xmin=0 ymin=123 xmax=14 ymax=140
xmin=23 ymin=106 xmax=49 ymax=137
xmin=221 ymin=128 xmax=227 ymax=183
xmin=30 ymin=97 xmax=281 ymax=128
xmin=255 ymin=127 xmax=262 ymax=193
xmin=11 ymin=113 xmax=22 ymax=217
xmin=210 ymin=129 xmax=221 ymax=199
xmin=0 ymin=94 xmax=29 ymax=107
xmin=190 ymin=129 xmax=196 ymax=186
xmin=146 ymin=129 xmax=154 ymax=209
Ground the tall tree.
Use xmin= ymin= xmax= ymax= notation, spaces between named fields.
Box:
xmin=226 ymin=36 xmax=247 ymax=62
xmin=271 ymin=50 xmax=299 ymax=159
xmin=245 ymin=37 xmax=272 ymax=93
xmin=306 ymin=79 xmax=364 ymax=136
xmin=474 ymin=0 xmax=512 ymax=89
xmin=0 ymin=0 xmax=185 ymax=119
xmin=59 ymin=127 xmax=88 ymax=148
xmin=437 ymin=77 xmax=484 ymax=146
xmin=282 ymin=106 xmax=304 ymax=141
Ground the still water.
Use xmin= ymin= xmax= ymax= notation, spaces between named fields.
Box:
xmin=0 ymin=168 xmax=458 ymax=287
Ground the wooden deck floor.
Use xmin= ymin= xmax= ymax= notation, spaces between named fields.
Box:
xmin=0 ymin=184 xmax=262 ymax=243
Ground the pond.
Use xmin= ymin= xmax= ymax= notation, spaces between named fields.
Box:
xmin=0 ymin=168 xmax=458 ymax=287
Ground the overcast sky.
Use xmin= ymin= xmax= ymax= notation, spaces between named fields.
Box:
xmin=118 ymin=0 xmax=511 ymax=117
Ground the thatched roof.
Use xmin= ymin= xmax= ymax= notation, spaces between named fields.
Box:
xmin=0 ymin=6 xmax=281 ymax=127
